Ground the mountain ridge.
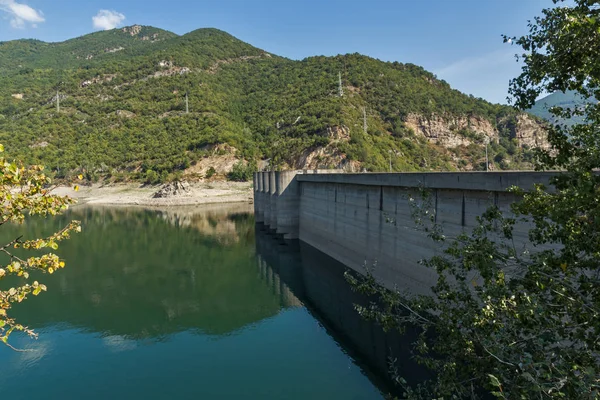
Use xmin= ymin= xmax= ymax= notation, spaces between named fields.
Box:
xmin=0 ymin=25 xmax=547 ymax=182
xmin=528 ymin=90 xmax=588 ymax=126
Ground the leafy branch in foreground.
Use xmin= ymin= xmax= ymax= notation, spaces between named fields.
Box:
xmin=348 ymin=1 xmax=600 ymax=398
xmin=0 ymin=143 xmax=81 ymax=349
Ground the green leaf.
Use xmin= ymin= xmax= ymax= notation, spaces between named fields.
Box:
xmin=488 ymin=374 xmax=502 ymax=388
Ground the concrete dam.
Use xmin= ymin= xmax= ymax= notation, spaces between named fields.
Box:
xmin=253 ymin=171 xmax=557 ymax=294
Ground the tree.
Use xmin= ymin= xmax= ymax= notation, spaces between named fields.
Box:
xmin=348 ymin=1 xmax=600 ymax=398
xmin=0 ymin=144 xmax=80 ymax=349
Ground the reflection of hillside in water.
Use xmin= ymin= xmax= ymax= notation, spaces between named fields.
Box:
xmin=6 ymin=204 xmax=297 ymax=339
xmin=154 ymin=203 xmax=254 ymax=245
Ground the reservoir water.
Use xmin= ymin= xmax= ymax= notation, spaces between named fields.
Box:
xmin=0 ymin=204 xmax=404 ymax=399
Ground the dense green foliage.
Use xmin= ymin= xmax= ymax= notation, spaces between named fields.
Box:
xmin=349 ymin=1 xmax=600 ymax=398
xmin=227 ymin=161 xmax=255 ymax=182
xmin=0 ymin=26 xmax=537 ymax=181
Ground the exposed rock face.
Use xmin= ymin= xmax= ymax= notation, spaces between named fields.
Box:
xmin=152 ymin=66 xmax=190 ymax=78
xmin=405 ymin=113 xmax=548 ymax=150
xmin=122 ymin=25 xmax=142 ymax=36
xmin=405 ymin=114 xmax=498 ymax=146
xmin=29 ymin=141 xmax=49 ymax=149
xmin=326 ymin=125 xmax=350 ymax=141
xmin=294 ymin=145 xmax=360 ymax=172
xmin=513 ymin=114 xmax=549 ymax=149
xmin=11 ymin=93 xmax=23 ymax=100
xmin=153 ymin=181 xmax=191 ymax=198
xmin=206 ymin=54 xmax=269 ymax=74
xmin=115 ymin=110 xmax=136 ymax=118
xmin=81 ymin=74 xmax=117 ymax=88
xmin=183 ymin=143 xmax=242 ymax=180
xmin=283 ymin=125 xmax=358 ymax=171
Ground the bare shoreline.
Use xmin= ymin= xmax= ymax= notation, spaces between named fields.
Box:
xmin=52 ymin=181 xmax=254 ymax=208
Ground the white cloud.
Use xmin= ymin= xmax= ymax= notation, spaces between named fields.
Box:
xmin=0 ymin=0 xmax=45 ymax=29
xmin=434 ymin=48 xmax=522 ymax=105
xmin=92 ymin=9 xmax=125 ymax=31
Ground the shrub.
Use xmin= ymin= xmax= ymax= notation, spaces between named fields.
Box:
xmin=205 ymin=167 xmax=216 ymax=179
xmin=144 ymin=169 xmax=160 ymax=184
xmin=227 ymin=161 xmax=254 ymax=182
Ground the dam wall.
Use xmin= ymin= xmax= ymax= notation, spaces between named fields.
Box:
xmin=254 ymin=171 xmax=557 ymax=293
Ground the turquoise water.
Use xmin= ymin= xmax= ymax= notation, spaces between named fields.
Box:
xmin=0 ymin=205 xmax=385 ymax=399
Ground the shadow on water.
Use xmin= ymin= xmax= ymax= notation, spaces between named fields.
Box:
xmin=255 ymin=225 xmax=431 ymax=397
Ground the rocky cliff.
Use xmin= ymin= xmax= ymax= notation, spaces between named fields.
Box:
xmin=512 ymin=114 xmax=549 ymax=149
xmin=404 ymin=113 xmax=548 ymax=149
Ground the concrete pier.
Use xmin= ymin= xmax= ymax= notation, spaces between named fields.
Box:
xmin=276 ymin=171 xmax=302 ymax=239
xmin=262 ymin=172 xmax=271 ymax=227
xmin=254 ymin=173 xmax=264 ymax=223
xmin=269 ymin=172 xmax=277 ymax=230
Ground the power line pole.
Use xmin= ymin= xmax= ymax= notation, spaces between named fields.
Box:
xmin=56 ymin=90 xmax=60 ymax=113
xmin=185 ymin=92 xmax=189 ymax=114
xmin=388 ymin=150 xmax=392 ymax=173
xmin=338 ymin=72 xmax=344 ymax=97
xmin=363 ymin=107 xmax=367 ymax=133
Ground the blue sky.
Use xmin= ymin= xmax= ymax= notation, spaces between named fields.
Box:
xmin=0 ymin=0 xmax=548 ymax=104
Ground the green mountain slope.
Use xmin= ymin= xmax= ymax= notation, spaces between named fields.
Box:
xmin=0 ymin=26 xmax=178 ymax=73
xmin=0 ymin=26 xmax=546 ymax=182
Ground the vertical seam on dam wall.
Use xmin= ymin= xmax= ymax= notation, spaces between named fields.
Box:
xmin=434 ymin=189 xmax=438 ymax=224
xmin=461 ymin=192 xmax=466 ymax=227
xmin=379 ymin=186 xmax=383 ymax=211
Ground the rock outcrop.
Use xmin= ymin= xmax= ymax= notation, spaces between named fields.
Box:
xmin=326 ymin=125 xmax=350 ymax=141
xmin=183 ymin=143 xmax=242 ymax=180
xmin=512 ymin=114 xmax=549 ymax=149
xmin=404 ymin=113 xmax=548 ymax=149
xmin=294 ymin=145 xmax=360 ymax=172
xmin=122 ymin=25 xmax=142 ymax=36
xmin=405 ymin=114 xmax=498 ymax=146
xmin=153 ymin=181 xmax=191 ymax=198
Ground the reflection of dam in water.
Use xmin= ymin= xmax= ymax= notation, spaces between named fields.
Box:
xmin=255 ymin=227 xmax=430 ymax=395
xmin=256 ymin=251 xmax=303 ymax=309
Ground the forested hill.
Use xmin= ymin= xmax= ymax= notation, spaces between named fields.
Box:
xmin=0 ymin=25 xmax=547 ymax=183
